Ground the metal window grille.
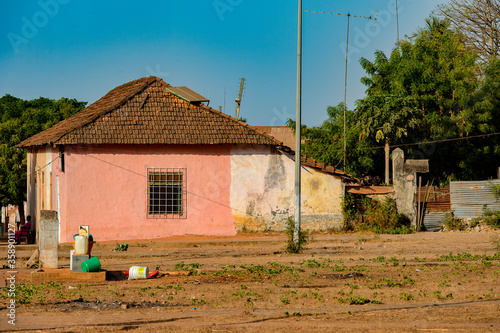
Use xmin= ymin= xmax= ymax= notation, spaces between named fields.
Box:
xmin=147 ymin=168 xmax=187 ymax=219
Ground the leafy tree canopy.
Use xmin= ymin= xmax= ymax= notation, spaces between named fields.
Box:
xmin=287 ymin=103 xmax=374 ymax=177
xmin=0 ymin=95 xmax=86 ymax=208
xmin=291 ymin=17 xmax=500 ymax=182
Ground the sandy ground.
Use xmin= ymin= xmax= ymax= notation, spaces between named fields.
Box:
xmin=1 ymin=230 xmax=499 ymax=332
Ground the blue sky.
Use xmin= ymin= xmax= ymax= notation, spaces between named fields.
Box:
xmin=1 ymin=0 xmax=443 ymax=126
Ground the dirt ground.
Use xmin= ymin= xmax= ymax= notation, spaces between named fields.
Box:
xmin=1 ymin=230 xmax=500 ymax=332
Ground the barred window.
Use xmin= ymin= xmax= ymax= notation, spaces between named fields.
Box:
xmin=147 ymin=168 xmax=186 ymax=219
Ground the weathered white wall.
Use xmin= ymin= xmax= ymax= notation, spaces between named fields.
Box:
xmin=230 ymin=145 xmax=344 ymax=232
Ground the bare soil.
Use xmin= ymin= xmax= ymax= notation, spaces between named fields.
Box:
xmin=1 ymin=230 xmax=500 ymax=332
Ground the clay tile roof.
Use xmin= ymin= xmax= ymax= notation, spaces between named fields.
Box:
xmin=17 ymin=76 xmax=280 ymax=147
xmin=17 ymin=76 xmax=355 ymax=180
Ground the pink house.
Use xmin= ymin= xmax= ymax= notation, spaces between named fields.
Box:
xmin=18 ymin=76 xmax=352 ymax=243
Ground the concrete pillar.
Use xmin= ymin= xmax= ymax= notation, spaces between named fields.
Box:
xmin=392 ymin=148 xmax=416 ymax=225
xmin=39 ymin=210 xmax=59 ymax=269
xmin=392 ymin=148 xmax=429 ymax=227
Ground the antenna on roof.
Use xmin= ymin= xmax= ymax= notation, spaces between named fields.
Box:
xmin=234 ymin=78 xmax=245 ymax=119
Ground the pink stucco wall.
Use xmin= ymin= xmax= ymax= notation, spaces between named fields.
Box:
xmin=55 ymin=144 xmax=235 ymax=242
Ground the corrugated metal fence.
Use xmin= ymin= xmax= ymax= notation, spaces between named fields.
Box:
xmin=421 ymin=180 xmax=500 ymax=231
xmin=450 ymin=180 xmax=500 ymax=219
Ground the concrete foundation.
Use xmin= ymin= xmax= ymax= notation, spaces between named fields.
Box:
xmin=39 ymin=210 xmax=59 ymax=269
xmin=31 ymin=270 xmax=107 ymax=282
xmin=71 ymin=254 xmax=90 ymax=273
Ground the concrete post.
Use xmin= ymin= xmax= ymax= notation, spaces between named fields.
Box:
xmin=39 ymin=210 xmax=59 ymax=269
xmin=392 ymin=148 xmax=429 ymax=227
xmin=392 ymin=148 xmax=415 ymax=225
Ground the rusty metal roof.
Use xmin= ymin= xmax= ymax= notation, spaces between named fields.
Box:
xmin=346 ymin=185 xmax=394 ymax=195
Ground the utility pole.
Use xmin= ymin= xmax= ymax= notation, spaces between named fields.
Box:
xmin=396 ymin=0 xmax=400 ymax=46
xmin=343 ymin=12 xmax=350 ymax=173
xmin=234 ymin=78 xmax=245 ymax=119
xmin=294 ymin=0 xmax=302 ymax=250
xmin=303 ymin=9 xmax=377 ymax=173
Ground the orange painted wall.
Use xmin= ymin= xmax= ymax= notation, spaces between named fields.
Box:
xmin=56 ymin=144 xmax=235 ymax=242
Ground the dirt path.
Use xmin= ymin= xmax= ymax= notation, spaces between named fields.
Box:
xmin=1 ymin=231 xmax=499 ymax=332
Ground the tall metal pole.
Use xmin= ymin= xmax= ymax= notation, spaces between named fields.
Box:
xmin=343 ymin=13 xmax=350 ymax=173
xmin=294 ymin=0 xmax=302 ymax=249
xmin=303 ymin=10 xmax=376 ymax=173
xmin=396 ymin=0 xmax=400 ymax=46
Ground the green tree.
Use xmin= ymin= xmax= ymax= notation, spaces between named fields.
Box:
xmin=356 ymin=95 xmax=421 ymax=183
xmin=0 ymin=95 xmax=86 ymax=220
xmin=454 ymin=57 xmax=500 ymax=180
xmin=357 ymin=17 xmax=485 ymax=182
xmin=287 ymin=103 xmax=375 ymax=178
xmin=291 ymin=17 xmax=499 ymax=182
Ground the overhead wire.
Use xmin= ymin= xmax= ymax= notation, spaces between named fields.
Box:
xmin=23 ymin=130 xmax=500 ymax=176
xmin=340 ymin=131 xmax=500 ymax=152
xmin=26 ymin=155 xmax=59 ymax=177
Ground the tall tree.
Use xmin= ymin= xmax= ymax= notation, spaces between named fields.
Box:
xmin=287 ymin=103 xmax=375 ymax=178
xmin=0 ymin=95 xmax=86 ymax=220
xmin=438 ymin=0 xmax=500 ymax=62
xmin=456 ymin=57 xmax=500 ymax=179
xmin=356 ymin=95 xmax=421 ymax=184
xmin=292 ymin=17 xmax=499 ymax=182
xmin=356 ymin=17 xmax=484 ymax=182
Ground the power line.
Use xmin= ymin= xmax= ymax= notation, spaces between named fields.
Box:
xmin=27 ymin=156 xmax=59 ymax=177
xmin=22 ymin=130 xmax=500 ymax=163
xmin=23 ymin=130 xmax=500 ymax=177
xmin=302 ymin=10 xmax=377 ymax=21
xmin=341 ymin=131 xmax=500 ymax=152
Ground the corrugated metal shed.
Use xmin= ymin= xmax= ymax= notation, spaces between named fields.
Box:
xmin=450 ymin=180 xmax=500 ymax=219
xmin=421 ymin=211 xmax=447 ymax=231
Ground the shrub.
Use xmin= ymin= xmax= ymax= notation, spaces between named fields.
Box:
xmin=115 ymin=243 xmax=129 ymax=251
xmin=284 ymin=217 xmax=309 ymax=253
xmin=480 ymin=208 xmax=500 ymax=229
xmin=341 ymin=193 xmax=358 ymax=231
xmin=355 ymin=197 xmax=413 ymax=234
xmin=443 ymin=212 xmax=466 ymax=231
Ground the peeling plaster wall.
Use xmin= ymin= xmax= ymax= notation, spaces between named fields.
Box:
xmin=230 ymin=145 xmax=344 ymax=232
xmin=27 ymin=147 xmax=57 ymax=238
